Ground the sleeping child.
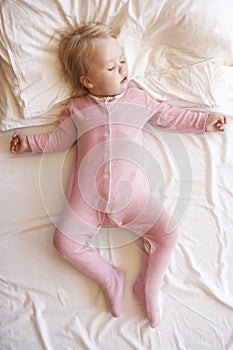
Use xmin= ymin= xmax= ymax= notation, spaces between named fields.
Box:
xmin=10 ymin=22 xmax=227 ymax=328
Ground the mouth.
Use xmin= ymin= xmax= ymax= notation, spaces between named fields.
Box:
xmin=121 ymin=76 xmax=128 ymax=84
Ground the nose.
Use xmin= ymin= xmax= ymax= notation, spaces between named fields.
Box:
xmin=119 ymin=63 xmax=125 ymax=74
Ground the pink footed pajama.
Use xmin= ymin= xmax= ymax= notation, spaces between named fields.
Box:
xmin=27 ymin=87 xmax=209 ymax=327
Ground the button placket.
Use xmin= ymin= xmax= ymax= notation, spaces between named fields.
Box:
xmin=103 ymin=100 xmax=112 ymax=212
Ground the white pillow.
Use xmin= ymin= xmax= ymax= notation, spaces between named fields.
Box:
xmin=0 ymin=1 xmax=72 ymax=131
xmin=1 ymin=0 xmax=233 ymax=131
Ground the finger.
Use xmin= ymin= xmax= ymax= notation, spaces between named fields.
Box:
xmin=216 ymin=123 xmax=224 ymax=131
xmin=220 ymin=116 xmax=225 ymax=124
xmin=14 ymin=135 xmax=20 ymax=141
xmin=219 ymin=115 xmax=227 ymax=124
xmin=12 ymin=144 xmax=20 ymax=153
xmin=12 ymin=139 xmax=18 ymax=146
xmin=12 ymin=132 xmax=19 ymax=139
xmin=10 ymin=144 xmax=16 ymax=153
xmin=219 ymin=125 xmax=224 ymax=131
xmin=11 ymin=137 xmax=19 ymax=143
xmin=11 ymin=136 xmax=18 ymax=144
xmin=10 ymin=139 xmax=19 ymax=152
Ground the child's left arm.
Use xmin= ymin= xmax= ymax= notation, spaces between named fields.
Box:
xmin=205 ymin=114 xmax=227 ymax=132
xmin=145 ymin=90 xmax=227 ymax=133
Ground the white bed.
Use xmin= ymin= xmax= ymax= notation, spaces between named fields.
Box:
xmin=1 ymin=1 xmax=233 ymax=349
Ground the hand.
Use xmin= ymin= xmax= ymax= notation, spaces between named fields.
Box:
xmin=10 ymin=132 xmax=31 ymax=153
xmin=205 ymin=114 xmax=227 ymax=132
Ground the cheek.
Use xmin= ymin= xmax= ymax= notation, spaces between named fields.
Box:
xmin=103 ymin=75 xmax=116 ymax=88
xmin=96 ymin=72 xmax=118 ymax=91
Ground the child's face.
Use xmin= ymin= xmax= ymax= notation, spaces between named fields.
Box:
xmin=81 ymin=38 xmax=128 ymax=97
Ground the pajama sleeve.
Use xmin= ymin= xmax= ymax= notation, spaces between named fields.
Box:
xmin=28 ymin=105 xmax=78 ymax=153
xmin=145 ymin=92 xmax=209 ymax=133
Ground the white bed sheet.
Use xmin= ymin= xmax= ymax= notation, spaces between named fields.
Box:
xmin=1 ymin=0 xmax=233 ymax=349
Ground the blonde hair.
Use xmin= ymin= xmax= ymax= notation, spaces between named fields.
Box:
xmin=58 ymin=23 xmax=118 ymax=96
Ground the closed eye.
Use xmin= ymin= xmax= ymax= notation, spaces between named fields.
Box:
xmin=108 ymin=66 xmax=115 ymax=71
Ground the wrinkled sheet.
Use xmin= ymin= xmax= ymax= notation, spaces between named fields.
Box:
xmin=1 ymin=0 xmax=233 ymax=349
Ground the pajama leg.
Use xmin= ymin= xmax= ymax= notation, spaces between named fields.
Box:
xmin=53 ymin=229 xmax=124 ymax=317
xmin=132 ymin=207 xmax=179 ymax=328
xmin=110 ymin=192 xmax=179 ymax=328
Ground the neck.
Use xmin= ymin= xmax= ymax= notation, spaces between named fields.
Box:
xmin=88 ymin=90 xmax=126 ymax=99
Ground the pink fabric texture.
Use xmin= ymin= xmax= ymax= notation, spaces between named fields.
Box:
xmin=28 ymin=87 xmax=208 ymax=327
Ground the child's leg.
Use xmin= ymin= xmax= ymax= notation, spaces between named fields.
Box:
xmin=53 ymin=229 xmax=124 ymax=317
xmin=133 ymin=207 xmax=179 ymax=328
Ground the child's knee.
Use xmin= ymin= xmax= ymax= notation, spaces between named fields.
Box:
xmin=53 ymin=230 xmax=70 ymax=256
xmin=145 ymin=228 xmax=179 ymax=253
xmin=53 ymin=229 xmax=85 ymax=258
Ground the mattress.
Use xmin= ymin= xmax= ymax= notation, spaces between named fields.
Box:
xmin=1 ymin=1 xmax=233 ymax=349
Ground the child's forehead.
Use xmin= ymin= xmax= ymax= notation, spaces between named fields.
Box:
xmin=90 ymin=38 xmax=124 ymax=67
xmin=87 ymin=38 xmax=124 ymax=72
xmin=94 ymin=38 xmax=123 ymax=53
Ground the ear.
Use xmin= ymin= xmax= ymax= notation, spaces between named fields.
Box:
xmin=80 ymin=76 xmax=94 ymax=89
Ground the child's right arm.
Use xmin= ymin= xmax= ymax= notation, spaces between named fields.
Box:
xmin=10 ymin=105 xmax=78 ymax=154
xmin=10 ymin=132 xmax=31 ymax=154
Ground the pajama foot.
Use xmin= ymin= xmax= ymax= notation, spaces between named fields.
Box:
xmin=102 ymin=266 xmax=124 ymax=317
xmin=133 ymin=277 xmax=160 ymax=328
